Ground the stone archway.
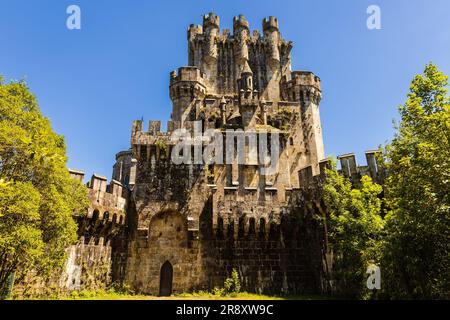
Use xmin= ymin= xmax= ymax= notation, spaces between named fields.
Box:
xmin=146 ymin=210 xmax=188 ymax=295
xmin=159 ymin=261 xmax=173 ymax=296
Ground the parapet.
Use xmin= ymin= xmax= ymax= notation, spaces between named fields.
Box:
xmin=290 ymin=71 xmax=321 ymax=91
xmin=67 ymin=170 xmax=127 ymax=227
xmin=87 ymin=174 xmax=127 ymax=200
xmin=337 ymin=151 xmax=385 ymax=185
xmin=132 ymin=119 xmax=143 ymax=135
xmin=298 ymin=158 xmax=332 ymax=188
xmin=263 ymin=16 xmax=279 ymax=31
xmin=167 ymin=120 xmax=181 ymax=132
xmin=109 ymin=179 xmax=124 ymax=196
xmin=115 ymin=149 xmax=132 ymax=161
xmin=187 ymin=24 xmax=203 ymax=39
xmin=337 ymin=153 xmax=359 ymax=182
xmin=86 ymin=174 xmax=127 ymax=220
xmin=90 ymin=174 xmax=108 ymax=192
xmin=148 ymin=120 xmax=161 ymax=135
xmin=297 ymin=151 xmax=385 ymax=191
xmin=233 ymin=14 xmax=250 ymax=31
xmin=203 ymin=12 xmax=220 ymax=29
xmin=365 ymin=150 xmax=386 ymax=183
xmin=280 ymin=71 xmax=322 ymax=104
xmin=169 ymin=67 xmax=206 ymax=86
xmin=131 ymin=118 xmax=188 ymax=152
xmin=132 ymin=119 xmax=182 ymax=137
xmin=69 ymin=169 xmax=85 ymax=183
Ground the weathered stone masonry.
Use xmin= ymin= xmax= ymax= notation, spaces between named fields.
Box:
xmin=68 ymin=13 xmax=386 ymax=296
xmin=121 ymin=13 xmax=328 ymax=295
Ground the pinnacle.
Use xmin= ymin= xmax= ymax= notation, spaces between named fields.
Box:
xmin=241 ymin=60 xmax=253 ymax=74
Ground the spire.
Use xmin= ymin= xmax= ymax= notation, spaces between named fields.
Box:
xmin=241 ymin=60 xmax=253 ymax=75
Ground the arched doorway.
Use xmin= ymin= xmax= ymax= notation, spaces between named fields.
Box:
xmin=159 ymin=261 xmax=173 ymax=296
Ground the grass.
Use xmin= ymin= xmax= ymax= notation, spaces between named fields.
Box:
xmin=49 ymin=289 xmax=330 ymax=300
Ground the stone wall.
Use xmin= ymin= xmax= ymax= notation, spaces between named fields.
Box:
xmin=61 ymin=238 xmax=112 ymax=291
xmin=124 ymin=201 xmax=326 ymax=296
xmin=11 ymin=238 xmax=112 ymax=298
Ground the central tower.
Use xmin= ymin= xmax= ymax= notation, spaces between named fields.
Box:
xmin=124 ymin=13 xmax=327 ymax=295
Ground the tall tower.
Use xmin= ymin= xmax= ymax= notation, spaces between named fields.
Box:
xmin=126 ymin=13 xmax=327 ymax=295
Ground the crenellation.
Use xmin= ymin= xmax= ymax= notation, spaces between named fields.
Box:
xmin=132 ymin=119 xmax=143 ymax=135
xmin=148 ymin=120 xmax=161 ymax=135
xmin=65 ymin=13 xmax=387 ymax=297
xmin=90 ymin=173 xmax=108 ymax=192
xmin=337 ymin=151 xmax=386 ymax=185
xmin=233 ymin=14 xmax=250 ymax=32
xmin=69 ymin=168 xmax=85 ymax=182
xmin=203 ymin=12 xmax=220 ymax=30
xmin=262 ymin=16 xmax=279 ymax=32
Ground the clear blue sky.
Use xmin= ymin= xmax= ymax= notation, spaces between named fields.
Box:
xmin=1 ymin=0 xmax=449 ymax=179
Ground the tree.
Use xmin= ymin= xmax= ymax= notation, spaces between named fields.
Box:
xmin=0 ymin=77 xmax=88 ymax=295
xmin=381 ymin=64 xmax=450 ymax=299
xmin=323 ymin=163 xmax=384 ymax=298
xmin=0 ymin=180 xmax=43 ymax=294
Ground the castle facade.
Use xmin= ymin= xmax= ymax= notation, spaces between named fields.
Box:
xmin=68 ymin=13 xmax=384 ymax=296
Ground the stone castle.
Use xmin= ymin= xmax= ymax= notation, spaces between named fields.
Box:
xmin=66 ymin=13 xmax=385 ymax=296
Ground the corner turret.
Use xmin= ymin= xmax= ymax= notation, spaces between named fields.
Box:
xmin=263 ymin=16 xmax=280 ymax=65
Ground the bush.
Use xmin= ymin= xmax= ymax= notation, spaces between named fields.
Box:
xmin=223 ymin=269 xmax=241 ymax=296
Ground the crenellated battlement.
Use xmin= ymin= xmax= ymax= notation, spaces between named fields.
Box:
xmin=203 ymin=12 xmax=220 ymax=30
xmin=337 ymin=150 xmax=386 ymax=185
xmin=169 ymin=66 xmax=206 ymax=85
xmin=69 ymin=169 xmax=127 ymax=242
xmin=121 ymin=13 xmax=330 ymax=296
xmin=281 ymin=71 xmax=322 ymax=104
xmin=187 ymin=13 xmax=294 ymax=100
xmin=263 ymin=16 xmax=279 ymax=31
xmin=53 ymin=12 xmax=344 ymax=297
xmin=131 ymin=119 xmax=185 ymax=145
xmin=290 ymin=72 xmax=321 ymax=90
xmin=233 ymin=14 xmax=250 ymax=31
xmin=187 ymin=24 xmax=203 ymax=39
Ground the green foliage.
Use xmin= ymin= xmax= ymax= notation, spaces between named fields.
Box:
xmin=381 ymin=63 xmax=450 ymax=299
xmin=0 ymin=180 xmax=44 ymax=296
xmin=223 ymin=268 xmax=241 ymax=296
xmin=193 ymin=268 xmax=243 ymax=298
xmin=108 ymin=282 xmax=135 ymax=295
xmin=155 ymin=140 xmax=167 ymax=152
xmin=323 ymin=162 xmax=384 ymax=298
xmin=0 ymin=78 xmax=89 ymax=295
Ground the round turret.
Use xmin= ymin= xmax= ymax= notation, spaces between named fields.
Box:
xmin=233 ymin=14 xmax=250 ymax=33
xmin=203 ymin=12 xmax=220 ymax=30
xmin=263 ymin=16 xmax=280 ymax=66
xmin=263 ymin=16 xmax=279 ymax=32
